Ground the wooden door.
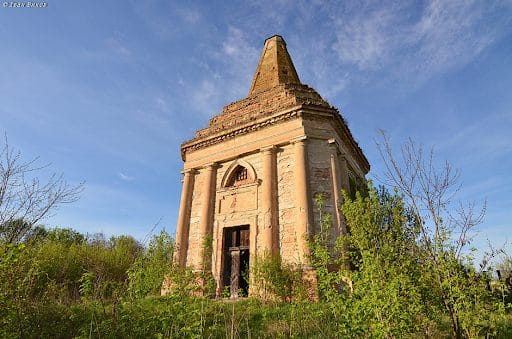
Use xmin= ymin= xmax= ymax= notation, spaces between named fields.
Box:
xmin=222 ymin=225 xmax=250 ymax=297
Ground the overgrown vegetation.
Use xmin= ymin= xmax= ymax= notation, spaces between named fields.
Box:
xmin=1 ymin=185 xmax=511 ymax=338
xmin=1 ymin=136 xmax=512 ymax=337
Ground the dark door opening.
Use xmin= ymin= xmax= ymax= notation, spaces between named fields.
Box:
xmin=222 ymin=225 xmax=250 ymax=298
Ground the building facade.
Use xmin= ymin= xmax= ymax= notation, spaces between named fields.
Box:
xmin=173 ymin=35 xmax=369 ymax=297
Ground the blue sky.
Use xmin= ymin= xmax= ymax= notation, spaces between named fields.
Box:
xmin=1 ymin=0 xmax=511 ymax=257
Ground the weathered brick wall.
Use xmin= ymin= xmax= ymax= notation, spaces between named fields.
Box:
xmin=193 ymin=84 xmax=329 ymax=140
xmin=307 ymin=139 xmax=336 ymax=237
xmin=276 ymin=144 xmax=299 ymax=263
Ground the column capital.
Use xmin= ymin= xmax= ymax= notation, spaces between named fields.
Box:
xmin=202 ymin=162 xmax=219 ymax=170
xmin=328 ymin=138 xmax=344 ymax=154
xmin=327 ymin=139 xmax=348 ymax=158
xmin=260 ymin=145 xmax=276 ymax=154
xmin=181 ymin=168 xmax=197 ymax=175
xmin=327 ymin=137 xmax=338 ymax=146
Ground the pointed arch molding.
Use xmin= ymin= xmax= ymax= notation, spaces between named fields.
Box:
xmin=221 ymin=159 xmax=258 ymax=188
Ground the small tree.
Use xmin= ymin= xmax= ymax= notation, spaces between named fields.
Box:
xmin=376 ymin=132 xmax=505 ymax=338
xmin=0 ymin=138 xmax=83 ymax=244
xmin=128 ymin=230 xmax=173 ymax=299
xmin=341 ymin=185 xmax=429 ymax=337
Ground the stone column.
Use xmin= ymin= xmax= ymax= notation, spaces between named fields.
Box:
xmin=261 ymin=146 xmax=277 ymax=255
xmin=328 ymin=140 xmax=343 ymax=236
xmin=198 ymin=163 xmax=217 ymax=271
xmin=174 ymin=168 xmax=196 ymax=267
xmin=293 ymin=138 xmax=312 ymax=264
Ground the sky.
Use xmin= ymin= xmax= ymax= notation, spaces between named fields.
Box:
xmin=1 ymin=0 xmax=511 ymax=259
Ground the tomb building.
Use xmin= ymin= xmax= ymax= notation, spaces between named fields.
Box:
xmin=172 ymin=35 xmax=369 ymax=297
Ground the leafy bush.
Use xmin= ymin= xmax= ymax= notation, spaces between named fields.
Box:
xmin=128 ymin=230 xmax=174 ymax=299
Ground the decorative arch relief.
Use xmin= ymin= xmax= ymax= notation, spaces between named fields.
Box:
xmin=221 ymin=159 xmax=258 ymax=188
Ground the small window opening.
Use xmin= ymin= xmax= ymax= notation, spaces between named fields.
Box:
xmin=235 ymin=167 xmax=248 ymax=182
xmin=227 ymin=166 xmax=251 ymax=187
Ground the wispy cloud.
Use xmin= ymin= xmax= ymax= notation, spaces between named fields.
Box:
xmin=406 ymin=0 xmax=500 ymax=81
xmin=49 ymin=182 xmax=175 ymax=240
xmin=105 ymin=37 xmax=132 ymax=58
xmin=219 ymin=26 xmax=259 ymax=98
xmin=131 ymin=1 xmax=205 ymax=41
xmin=118 ymin=172 xmax=134 ymax=181
xmin=177 ymin=7 xmax=201 ymax=24
xmin=154 ymin=96 xmax=171 ymax=113
xmin=329 ymin=0 xmax=510 ymax=85
xmin=190 ymin=79 xmax=222 ymax=116
xmin=331 ymin=3 xmax=403 ymax=70
xmin=187 ymin=27 xmax=259 ymax=116
xmin=439 ymin=112 xmax=512 ymax=163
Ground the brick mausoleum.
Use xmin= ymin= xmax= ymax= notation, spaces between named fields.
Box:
xmin=169 ymin=35 xmax=369 ymax=298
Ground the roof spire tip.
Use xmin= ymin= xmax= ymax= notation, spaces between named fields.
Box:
xmin=248 ymin=35 xmax=300 ymax=96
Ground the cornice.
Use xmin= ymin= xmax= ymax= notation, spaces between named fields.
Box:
xmin=181 ymin=103 xmax=369 ymax=174
xmin=300 ymin=107 xmax=370 ymax=173
xmin=181 ymin=106 xmax=303 ymax=160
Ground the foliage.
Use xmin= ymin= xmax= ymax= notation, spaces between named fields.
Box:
xmin=307 ymin=179 xmax=512 ymax=338
xmin=0 ymin=226 xmax=144 ymax=337
xmin=0 ymin=218 xmax=511 ymax=337
xmin=376 ymin=132 xmax=509 ymax=338
xmin=341 ymin=186 xmax=428 ymax=336
xmin=199 ymin=235 xmax=216 ymax=298
xmin=1 ymin=133 xmax=512 ymax=337
xmin=309 ymin=193 xmax=347 ymax=302
xmin=251 ymin=253 xmax=308 ymax=302
xmin=128 ymin=230 xmax=174 ymax=299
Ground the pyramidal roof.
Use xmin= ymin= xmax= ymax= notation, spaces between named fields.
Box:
xmin=248 ymin=35 xmax=301 ymax=96
xmin=187 ymin=35 xmax=331 ymax=141
xmin=181 ymin=35 xmax=369 ymax=172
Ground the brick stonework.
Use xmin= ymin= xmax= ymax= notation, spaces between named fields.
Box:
xmin=167 ymin=35 xmax=370 ymax=298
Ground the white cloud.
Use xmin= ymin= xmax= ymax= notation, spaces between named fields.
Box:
xmin=191 ymin=79 xmax=222 ymax=116
xmin=220 ymin=26 xmax=259 ymax=97
xmin=329 ymin=0 xmax=509 ymax=84
xmin=332 ymin=4 xmax=401 ymax=70
xmin=118 ymin=172 xmax=134 ymax=181
xmin=186 ymin=27 xmax=259 ymax=116
xmin=439 ymin=112 xmax=512 ymax=163
xmin=106 ymin=38 xmax=132 ymax=57
xmin=48 ymin=182 xmax=174 ymax=241
xmin=407 ymin=0 xmax=493 ymax=79
xmin=154 ymin=96 xmax=170 ymax=112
